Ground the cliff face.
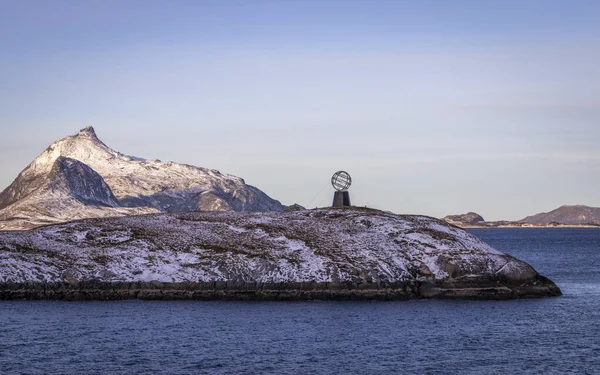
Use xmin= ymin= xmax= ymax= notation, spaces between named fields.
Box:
xmin=0 ymin=127 xmax=285 ymax=230
xmin=0 ymin=207 xmax=561 ymax=300
xmin=0 ymin=157 xmax=157 ymax=230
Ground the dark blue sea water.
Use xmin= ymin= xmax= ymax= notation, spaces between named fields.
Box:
xmin=1 ymin=229 xmax=599 ymax=374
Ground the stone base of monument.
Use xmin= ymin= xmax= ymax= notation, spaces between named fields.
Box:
xmin=332 ymin=191 xmax=351 ymax=207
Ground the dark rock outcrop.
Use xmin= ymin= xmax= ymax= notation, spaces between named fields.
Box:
xmin=48 ymin=157 xmax=120 ymax=207
xmin=0 ymin=276 xmax=560 ymax=301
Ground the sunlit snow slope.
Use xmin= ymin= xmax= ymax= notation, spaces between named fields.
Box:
xmin=0 ymin=127 xmax=285 ymax=230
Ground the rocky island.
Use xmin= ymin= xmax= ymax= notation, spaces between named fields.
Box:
xmin=0 ymin=127 xmax=562 ymax=300
xmin=0 ymin=207 xmax=561 ymax=301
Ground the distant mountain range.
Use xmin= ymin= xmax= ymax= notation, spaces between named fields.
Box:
xmin=0 ymin=127 xmax=285 ymax=230
xmin=519 ymin=205 xmax=600 ymax=225
xmin=444 ymin=205 xmax=600 ymax=228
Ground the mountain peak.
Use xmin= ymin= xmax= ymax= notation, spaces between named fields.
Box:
xmin=76 ymin=126 xmax=98 ymax=139
xmin=0 ymin=126 xmax=286 ymax=230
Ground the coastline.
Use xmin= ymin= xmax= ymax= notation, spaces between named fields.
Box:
xmin=0 ymin=277 xmax=562 ymax=301
xmin=459 ymin=225 xmax=600 ymax=229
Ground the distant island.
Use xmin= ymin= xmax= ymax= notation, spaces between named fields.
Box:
xmin=444 ymin=205 xmax=600 ymax=228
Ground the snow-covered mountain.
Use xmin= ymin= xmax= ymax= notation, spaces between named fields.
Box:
xmin=0 ymin=207 xmax=560 ymax=300
xmin=0 ymin=127 xmax=285 ymax=230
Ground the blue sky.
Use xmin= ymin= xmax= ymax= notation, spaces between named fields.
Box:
xmin=1 ymin=0 xmax=599 ymax=220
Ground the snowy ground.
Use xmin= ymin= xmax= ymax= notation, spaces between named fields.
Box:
xmin=0 ymin=207 xmax=538 ymax=285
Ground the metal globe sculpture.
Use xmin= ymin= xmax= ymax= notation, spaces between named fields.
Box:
xmin=331 ymin=171 xmax=352 ymax=207
xmin=331 ymin=171 xmax=352 ymax=191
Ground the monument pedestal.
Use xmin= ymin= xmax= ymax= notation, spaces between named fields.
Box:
xmin=332 ymin=191 xmax=351 ymax=207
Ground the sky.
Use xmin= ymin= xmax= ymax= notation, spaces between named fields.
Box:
xmin=0 ymin=0 xmax=599 ymax=221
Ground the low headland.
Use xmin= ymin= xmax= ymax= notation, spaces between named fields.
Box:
xmin=0 ymin=207 xmax=561 ymax=301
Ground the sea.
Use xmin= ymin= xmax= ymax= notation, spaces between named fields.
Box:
xmin=1 ymin=228 xmax=599 ymax=374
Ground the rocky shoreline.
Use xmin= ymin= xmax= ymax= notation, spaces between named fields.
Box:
xmin=0 ymin=275 xmax=561 ymax=301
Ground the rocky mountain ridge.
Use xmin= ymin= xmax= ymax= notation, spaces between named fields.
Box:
xmin=0 ymin=207 xmax=561 ymax=300
xmin=0 ymin=127 xmax=285 ymax=230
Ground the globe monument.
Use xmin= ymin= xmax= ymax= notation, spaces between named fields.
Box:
xmin=331 ymin=171 xmax=352 ymax=207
